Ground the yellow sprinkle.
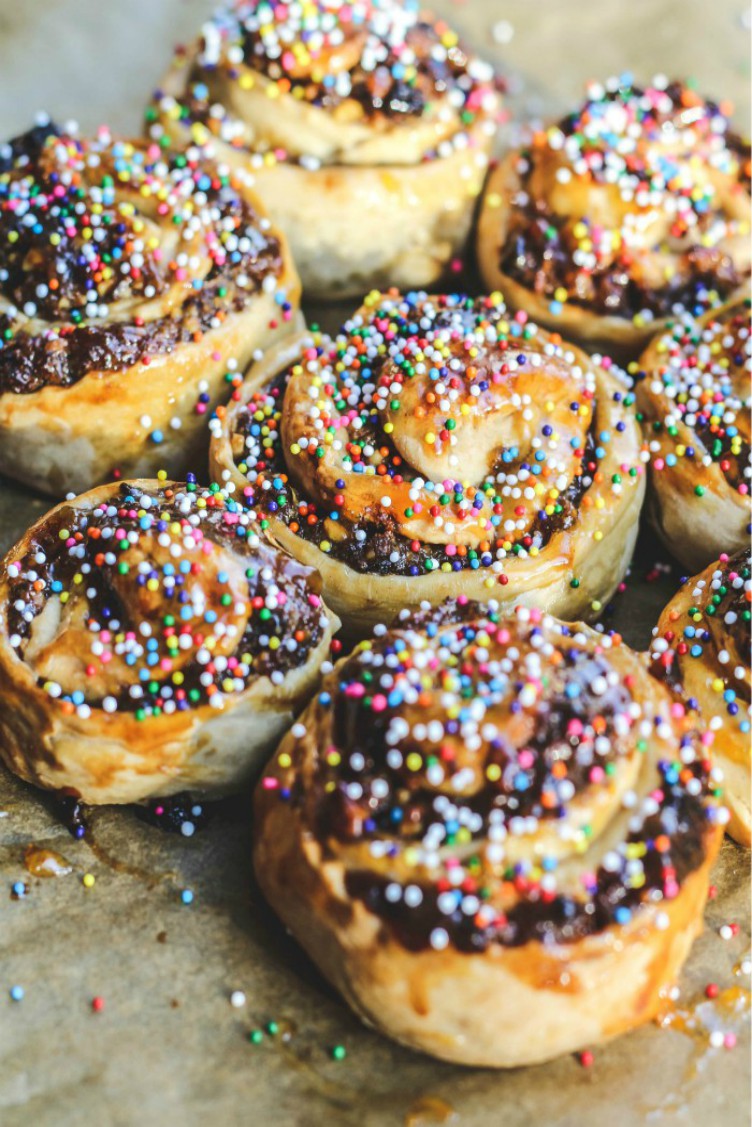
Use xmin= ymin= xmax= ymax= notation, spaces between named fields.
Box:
xmin=82 ymin=874 xmax=95 ymax=889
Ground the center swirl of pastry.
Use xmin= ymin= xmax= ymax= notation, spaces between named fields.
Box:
xmin=0 ymin=122 xmax=273 ymax=332
xmin=280 ymin=294 xmax=595 ymax=548
xmin=173 ymin=0 xmax=496 ymax=166
xmin=5 ymin=483 xmax=325 ymax=715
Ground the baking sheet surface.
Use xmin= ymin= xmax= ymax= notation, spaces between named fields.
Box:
xmin=0 ymin=2 xmax=749 ymax=1124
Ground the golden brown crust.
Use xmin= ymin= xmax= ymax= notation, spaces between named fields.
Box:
xmin=636 ymin=298 xmax=751 ymax=572
xmin=210 ymin=293 xmax=646 ymax=634
xmin=0 ymin=126 xmax=301 ymax=497
xmin=148 ymin=4 xmax=500 ymax=299
xmin=477 ymin=155 xmax=660 ymax=356
xmin=476 ymin=78 xmax=751 ymax=358
xmin=651 ymin=550 xmax=751 ymax=846
xmin=0 ymin=479 xmax=338 ymax=804
xmin=254 ymin=604 xmax=724 ymax=1066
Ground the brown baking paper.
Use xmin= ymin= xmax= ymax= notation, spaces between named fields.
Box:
xmin=0 ymin=1 xmax=749 ymax=1123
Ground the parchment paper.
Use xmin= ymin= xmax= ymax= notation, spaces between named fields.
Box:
xmin=0 ymin=2 xmax=749 ymax=1124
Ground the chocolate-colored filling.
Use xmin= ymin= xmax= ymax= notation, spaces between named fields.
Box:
xmin=500 ymin=197 xmax=743 ymax=321
xmin=281 ymin=611 xmax=715 ymax=950
xmin=234 ymin=20 xmax=472 ymax=122
xmin=313 ymin=645 xmax=631 ymax=842
xmin=0 ymin=125 xmax=284 ymax=394
xmin=235 ymin=370 xmax=598 ymax=577
xmin=7 ymin=483 xmax=325 ymax=709
xmin=499 ymin=82 xmax=750 ymax=321
xmin=651 ymin=549 xmax=751 ymax=701
xmin=344 ymin=779 xmax=710 ymax=951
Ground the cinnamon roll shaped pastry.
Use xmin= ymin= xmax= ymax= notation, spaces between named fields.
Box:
xmin=254 ymin=601 xmax=725 ymax=1067
xmin=148 ymin=0 xmax=499 ymax=299
xmin=0 ymin=479 xmax=337 ymax=804
xmin=0 ymin=119 xmax=300 ymax=497
xmin=636 ymin=298 xmax=751 ymax=571
xmin=210 ymin=290 xmax=646 ymax=633
xmin=477 ymin=77 xmax=751 ymax=356
xmin=651 ymin=550 xmax=751 ymax=846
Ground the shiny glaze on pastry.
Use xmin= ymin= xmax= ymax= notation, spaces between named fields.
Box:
xmin=210 ymin=290 xmax=646 ymax=630
xmin=148 ymin=1 xmax=500 ymax=298
xmin=0 ymin=120 xmax=300 ymax=495
xmin=651 ymin=549 xmax=751 ymax=845
xmin=478 ymin=77 xmax=751 ymax=353
xmin=637 ymin=297 xmax=751 ymax=570
xmin=254 ymin=601 xmax=725 ymax=1066
xmin=0 ymin=479 xmax=336 ymax=803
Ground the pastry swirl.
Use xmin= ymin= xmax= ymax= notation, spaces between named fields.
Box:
xmin=0 ymin=479 xmax=338 ymax=803
xmin=148 ymin=0 xmax=500 ymax=298
xmin=636 ymin=297 xmax=751 ymax=570
xmin=210 ymin=290 xmax=646 ymax=632
xmin=651 ymin=549 xmax=751 ymax=845
xmin=0 ymin=120 xmax=300 ymax=496
xmin=254 ymin=600 xmax=724 ymax=1066
xmin=477 ymin=77 xmax=751 ymax=355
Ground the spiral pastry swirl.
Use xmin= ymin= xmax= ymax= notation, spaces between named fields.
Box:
xmin=0 ymin=120 xmax=300 ymax=496
xmin=0 ymin=479 xmax=337 ymax=803
xmin=477 ymin=77 xmax=751 ymax=355
xmin=637 ymin=297 xmax=751 ymax=570
xmin=651 ymin=549 xmax=751 ymax=846
xmin=210 ymin=290 xmax=646 ymax=632
xmin=254 ymin=600 xmax=724 ymax=1066
xmin=148 ymin=0 xmax=500 ymax=298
